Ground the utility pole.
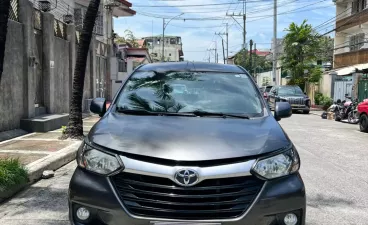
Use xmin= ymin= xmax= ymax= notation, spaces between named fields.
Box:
xmin=249 ymin=39 xmax=253 ymax=74
xmin=254 ymin=43 xmax=257 ymax=77
xmin=162 ymin=13 xmax=184 ymax=62
xmin=272 ymin=0 xmax=277 ymax=85
xmin=215 ymin=24 xmax=228 ymax=63
xmin=162 ymin=18 xmax=165 ymax=62
xmin=222 ymin=39 xmax=225 ymax=64
xmin=215 ymin=41 xmax=217 ymax=63
xmin=208 ymin=48 xmax=216 ymax=63
xmin=227 ymin=0 xmax=246 ymax=66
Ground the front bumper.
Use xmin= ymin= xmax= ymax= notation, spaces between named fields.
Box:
xmin=69 ymin=168 xmax=306 ymax=225
xmin=290 ymin=105 xmax=309 ymax=111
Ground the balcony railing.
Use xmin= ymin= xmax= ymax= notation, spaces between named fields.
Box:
xmin=334 ymin=48 xmax=368 ymax=68
xmin=336 ymin=8 xmax=368 ymax=32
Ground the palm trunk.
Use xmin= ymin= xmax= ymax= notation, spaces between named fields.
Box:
xmin=0 ymin=0 xmax=11 ymax=83
xmin=63 ymin=0 xmax=101 ymax=139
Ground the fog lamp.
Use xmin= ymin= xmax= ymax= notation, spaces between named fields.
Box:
xmin=284 ymin=213 xmax=298 ymax=225
xmin=76 ymin=207 xmax=90 ymax=221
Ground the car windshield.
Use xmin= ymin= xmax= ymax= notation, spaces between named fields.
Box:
xmin=278 ymin=86 xmax=304 ymax=95
xmin=115 ymin=71 xmax=264 ymax=117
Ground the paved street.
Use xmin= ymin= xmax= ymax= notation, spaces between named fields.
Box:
xmin=1 ymin=114 xmax=368 ymax=225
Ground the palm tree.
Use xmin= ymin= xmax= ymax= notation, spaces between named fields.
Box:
xmin=0 ymin=0 xmax=11 ymax=83
xmin=62 ymin=0 xmax=101 ymax=139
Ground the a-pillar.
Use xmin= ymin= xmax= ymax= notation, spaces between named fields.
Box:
xmin=18 ymin=0 xmax=36 ymax=118
xmin=42 ymin=12 xmax=55 ymax=113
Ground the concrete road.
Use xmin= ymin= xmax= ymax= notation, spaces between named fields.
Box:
xmin=0 ymin=114 xmax=367 ymax=225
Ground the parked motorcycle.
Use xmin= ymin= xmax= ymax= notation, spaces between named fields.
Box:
xmin=347 ymin=98 xmax=359 ymax=124
xmin=334 ymin=99 xmax=348 ymax=121
xmin=334 ymin=95 xmax=354 ymax=122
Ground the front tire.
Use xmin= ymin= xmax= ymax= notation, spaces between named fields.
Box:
xmin=348 ymin=111 xmax=359 ymax=124
xmin=303 ymin=109 xmax=310 ymax=114
xmin=359 ymin=114 xmax=368 ymax=132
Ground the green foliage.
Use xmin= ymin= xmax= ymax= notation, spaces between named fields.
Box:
xmin=114 ymin=29 xmax=140 ymax=48
xmin=314 ymin=92 xmax=323 ymax=105
xmin=281 ymin=20 xmax=332 ymax=81
xmin=320 ymin=96 xmax=333 ymax=110
xmin=287 ymin=77 xmax=305 ymax=91
xmin=307 ymin=66 xmax=323 ymax=83
xmin=61 ymin=126 xmax=67 ymax=134
xmin=233 ymin=49 xmax=272 ymax=74
xmin=0 ymin=158 xmax=28 ymax=191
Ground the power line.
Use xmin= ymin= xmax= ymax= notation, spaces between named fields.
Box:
xmin=133 ymin=0 xmax=281 ymax=8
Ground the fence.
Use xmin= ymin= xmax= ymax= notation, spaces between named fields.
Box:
xmin=9 ymin=0 xmax=19 ymax=21
xmin=54 ymin=19 xmax=67 ymax=39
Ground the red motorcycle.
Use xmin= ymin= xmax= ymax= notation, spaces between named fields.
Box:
xmin=358 ymin=99 xmax=368 ymax=132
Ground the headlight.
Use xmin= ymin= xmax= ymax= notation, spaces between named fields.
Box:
xmin=77 ymin=141 xmax=124 ymax=175
xmin=252 ymin=147 xmax=300 ymax=180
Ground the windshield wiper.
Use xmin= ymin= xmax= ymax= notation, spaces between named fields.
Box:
xmin=189 ymin=110 xmax=250 ymax=119
xmin=116 ymin=108 xmax=196 ymax=117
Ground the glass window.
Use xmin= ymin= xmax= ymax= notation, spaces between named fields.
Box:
xmin=278 ymin=86 xmax=304 ymax=96
xmin=115 ymin=71 xmax=263 ymax=117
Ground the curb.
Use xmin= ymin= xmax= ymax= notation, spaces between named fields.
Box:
xmin=26 ymin=141 xmax=82 ymax=183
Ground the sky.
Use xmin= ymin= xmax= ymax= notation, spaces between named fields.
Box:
xmin=113 ymin=0 xmax=336 ymax=62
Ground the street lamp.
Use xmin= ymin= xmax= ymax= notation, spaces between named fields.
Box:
xmin=162 ymin=13 xmax=184 ymax=62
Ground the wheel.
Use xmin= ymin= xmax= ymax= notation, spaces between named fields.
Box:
xmin=348 ymin=111 xmax=359 ymax=124
xmin=359 ymin=114 xmax=368 ymax=132
xmin=303 ymin=109 xmax=310 ymax=114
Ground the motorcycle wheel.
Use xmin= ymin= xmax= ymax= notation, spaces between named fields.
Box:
xmin=348 ymin=112 xmax=359 ymax=124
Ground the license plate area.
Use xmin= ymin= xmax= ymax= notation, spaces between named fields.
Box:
xmin=151 ymin=223 xmax=221 ymax=225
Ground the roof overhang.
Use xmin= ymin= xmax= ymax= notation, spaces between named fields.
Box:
xmin=112 ymin=0 xmax=136 ymax=17
xmin=329 ymin=63 xmax=368 ymax=75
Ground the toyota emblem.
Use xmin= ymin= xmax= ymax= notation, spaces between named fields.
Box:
xmin=174 ymin=169 xmax=199 ymax=187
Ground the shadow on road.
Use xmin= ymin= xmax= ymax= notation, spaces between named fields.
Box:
xmin=307 ymin=193 xmax=355 ymax=209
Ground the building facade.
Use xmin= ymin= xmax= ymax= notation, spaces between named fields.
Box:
xmin=142 ymin=36 xmax=184 ymax=62
xmin=334 ymin=0 xmax=368 ymax=68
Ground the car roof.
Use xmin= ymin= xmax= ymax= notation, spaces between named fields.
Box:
xmin=137 ymin=62 xmax=246 ymax=74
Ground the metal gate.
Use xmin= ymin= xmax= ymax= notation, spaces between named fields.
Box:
xmin=333 ymin=80 xmax=353 ymax=101
xmin=358 ymin=79 xmax=368 ymax=102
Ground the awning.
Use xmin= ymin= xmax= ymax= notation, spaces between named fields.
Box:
xmin=330 ymin=63 xmax=368 ymax=76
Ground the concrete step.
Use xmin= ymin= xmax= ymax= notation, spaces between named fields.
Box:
xmin=35 ymin=107 xmax=47 ymax=116
xmin=20 ymin=113 xmax=69 ymax=132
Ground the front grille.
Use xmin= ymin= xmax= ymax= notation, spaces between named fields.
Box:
xmin=111 ymin=172 xmax=265 ymax=220
xmin=286 ymin=97 xmax=304 ymax=105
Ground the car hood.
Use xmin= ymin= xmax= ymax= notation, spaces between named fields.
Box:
xmin=88 ymin=112 xmax=291 ymax=161
xmin=279 ymin=94 xmax=306 ymax=98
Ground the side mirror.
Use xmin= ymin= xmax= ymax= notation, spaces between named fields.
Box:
xmin=90 ymin=98 xmax=107 ymax=117
xmin=304 ymin=92 xmax=307 ymax=95
xmin=272 ymin=90 xmax=277 ymax=95
xmin=274 ymin=102 xmax=292 ymax=121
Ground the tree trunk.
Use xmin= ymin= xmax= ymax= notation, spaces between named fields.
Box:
xmin=0 ymin=0 xmax=11 ymax=83
xmin=62 ymin=0 xmax=101 ymax=139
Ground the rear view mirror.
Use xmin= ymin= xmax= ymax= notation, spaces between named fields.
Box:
xmin=90 ymin=98 xmax=107 ymax=117
xmin=274 ymin=102 xmax=292 ymax=121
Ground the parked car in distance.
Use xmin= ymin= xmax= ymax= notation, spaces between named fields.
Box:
xmin=268 ymin=85 xmax=311 ymax=114
xmin=69 ymin=62 xmax=305 ymax=225
xmin=358 ymin=99 xmax=368 ymax=132
xmin=260 ymin=85 xmax=273 ymax=100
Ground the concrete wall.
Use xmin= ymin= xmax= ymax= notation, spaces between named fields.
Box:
xmin=0 ymin=21 xmax=24 ymax=131
xmin=53 ymin=38 xmax=70 ymax=113
xmin=0 ymin=5 xmax=96 ymax=132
